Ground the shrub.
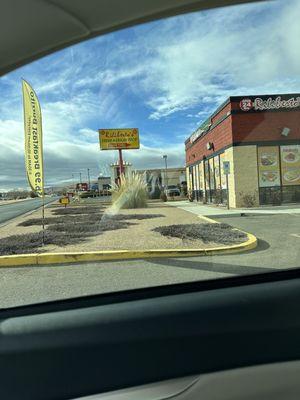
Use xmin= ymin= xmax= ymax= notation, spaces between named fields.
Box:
xmin=270 ymin=190 xmax=281 ymax=205
xmin=30 ymin=191 xmax=38 ymax=198
xmin=111 ymin=173 xmax=148 ymax=209
xmin=239 ymin=191 xmax=258 ymax=208
xmin=52 ymin=206 xmax=102 ymax=215
xmin=153 ymin=223 xmax=247 ymax=244
xmin=213 ymin=189 xmax=223 ymax=205
xmin=160 ymin=192 xmax=167 ymax=202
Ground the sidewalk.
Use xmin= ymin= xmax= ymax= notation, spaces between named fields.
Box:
xmin=167 ymin=200 xmax=300 ymax=217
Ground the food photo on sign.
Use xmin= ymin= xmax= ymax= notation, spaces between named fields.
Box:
xmin=258 ymin=146 xmax=281 ymax=187
xmin=281 ymin=145 xmax=300 ymax=186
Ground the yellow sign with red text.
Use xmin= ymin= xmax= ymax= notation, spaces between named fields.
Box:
xmin=99 ymin=128 xmax=140 ymax=150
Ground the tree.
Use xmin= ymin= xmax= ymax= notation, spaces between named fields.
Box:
xmin=30 ymin=191 xmax=38 ymax=198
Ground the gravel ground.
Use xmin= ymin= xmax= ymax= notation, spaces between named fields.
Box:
xmin=0 ymin=202 xmax=247 ymax=254
xmin=46 ymin=204 xmax=226 ymax=252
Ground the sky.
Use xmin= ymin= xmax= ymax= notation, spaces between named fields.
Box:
xmin=0 ymin=0 xmax=300 ymax=190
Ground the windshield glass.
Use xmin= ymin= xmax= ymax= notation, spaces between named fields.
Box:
xmin=0 ymin=0 xmax=299 ymax=307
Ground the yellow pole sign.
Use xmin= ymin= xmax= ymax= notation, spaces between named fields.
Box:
xmin=22 ymin=79 xmax=44 ymax=197
xmin=59 ymin=197 xmax=70 ymax=205
xmin=99 ymin=128 xmax=140 ymax=150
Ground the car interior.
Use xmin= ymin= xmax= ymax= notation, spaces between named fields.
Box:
xmin=1 ymin=1 xmax=300 ymax=399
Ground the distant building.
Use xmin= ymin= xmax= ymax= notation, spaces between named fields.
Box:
xmin=98 ymin=176 xmax=111 ymax=191
xmin=110 ymin=161 xmax=133 ymax=185
xmin=136 ymin=167 xmax=186 ymax=198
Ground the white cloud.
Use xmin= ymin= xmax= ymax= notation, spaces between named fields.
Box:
xmin=0 ymin=0 xmax=299 ymax=189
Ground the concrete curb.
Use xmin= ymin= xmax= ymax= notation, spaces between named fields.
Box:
xmin=0 ymin=232 xmax=257 ymax=268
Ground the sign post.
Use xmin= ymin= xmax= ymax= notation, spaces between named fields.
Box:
xmin=118 ymin=149 xmax=124 ymax=175
xmin=223 ymin=161 xmax=230 ymax=209
xmin=59 ymin=197 xmax=69 ymax=208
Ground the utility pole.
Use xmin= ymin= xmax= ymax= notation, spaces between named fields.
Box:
xmin=87 ymin=168 xmax=91 ymax=190
xmin=79 ymin=172 xmax=82 ymax=184
xmin=163 ymin=155 xmax=168 ymax=189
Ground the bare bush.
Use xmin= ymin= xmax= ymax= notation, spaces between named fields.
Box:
xmin=111 ymin=173 xmax=148 ymax=209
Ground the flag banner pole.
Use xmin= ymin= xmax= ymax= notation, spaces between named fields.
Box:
xmin=22 ymin=79 xmax=45 ymax=245
xmin=42 ymin=193 xmax=45 ymax=245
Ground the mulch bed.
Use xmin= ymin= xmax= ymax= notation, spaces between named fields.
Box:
xmin=0 ymin=207 xmax=165 ymax=255
xmin=152 ymin=223 xmax=247 ymax=245
xmin=0 ymin=205 xmax=247 ymax=255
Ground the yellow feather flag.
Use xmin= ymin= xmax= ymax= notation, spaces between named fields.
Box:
xmin=22 ymin=79 xmax=44 ymax=197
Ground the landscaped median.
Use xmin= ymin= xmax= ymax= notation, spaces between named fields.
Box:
xmin=0 ymin=201 xmax=257 ymax=267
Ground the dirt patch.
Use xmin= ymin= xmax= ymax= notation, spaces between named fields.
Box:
xmin=153 ymin=223 xmax=247 ymax=245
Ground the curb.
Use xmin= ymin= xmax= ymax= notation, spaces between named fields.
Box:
xmin=0 ymin=232 xmax=257 ymax=268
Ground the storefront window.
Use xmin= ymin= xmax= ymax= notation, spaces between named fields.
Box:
xmin=197 ymin=163 xmax=203 ymax=201
xmin=257 ymin=146 xmax=281 ymax=188
xmin=204 ymin=160 xmax=209 ymax=201
xmin=258 ymin=145 xmax=300 ymax=205
xmin=220 ymin=153 xmax=228 ymax=205
xmin=194 ymin=164 xmax=199 ymax=200
xmin=280 ymin=145 xmax=300 ymax=186
xmin=193 ymin=166 xmax=197 ymax=191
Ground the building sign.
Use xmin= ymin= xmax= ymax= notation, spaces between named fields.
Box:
xmin=258 ymin=146 xmax=281 ymax=187
xmin=99 ymin=128 xmax=140 ymax=150
xmin=240 ymin=96 xmax=300 ymax=112
xmin=280 ymin=145 xmax=300 ymax=186
xmin=189 ymin=118 xmax=211 ymax=143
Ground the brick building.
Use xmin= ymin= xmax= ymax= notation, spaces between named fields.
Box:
xmin=185 ymin=94 xmax=300 ymax=207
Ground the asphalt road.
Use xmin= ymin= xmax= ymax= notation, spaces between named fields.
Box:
xmin=0 ymin=197 xmax=56 ymax=225
xmin=0 ymin=213 xmax=299 ymax=308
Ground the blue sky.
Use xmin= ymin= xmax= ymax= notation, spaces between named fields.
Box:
xmin=0 ymin=0 xmax=300 ymax=190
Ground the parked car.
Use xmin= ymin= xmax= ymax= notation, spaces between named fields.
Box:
xmin=165 ymin=185 xmax=181 ymax=196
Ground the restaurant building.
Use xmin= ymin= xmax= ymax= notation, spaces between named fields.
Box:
xmin=185 ymin=94 xmax=300 ymax=207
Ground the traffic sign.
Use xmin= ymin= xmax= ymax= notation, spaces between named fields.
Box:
xmin=223 ymin=161 xmax=230 ymax=175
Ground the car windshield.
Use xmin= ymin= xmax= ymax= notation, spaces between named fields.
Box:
xmin=0 ymin=0 xmax=299 ymax=308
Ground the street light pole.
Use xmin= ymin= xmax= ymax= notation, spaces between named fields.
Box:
xmin=87 ymin=168 xmax=91 ymax=190
xmin=79 ymin=172 xmax=82 ymax=184
xmin=163 ymin=155 xmax=168 ymax=189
